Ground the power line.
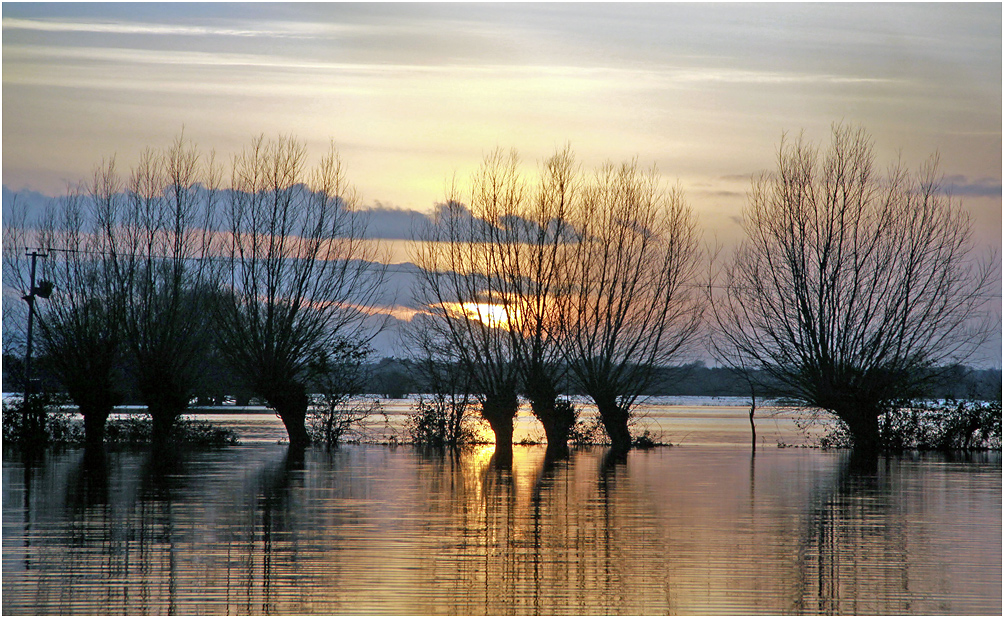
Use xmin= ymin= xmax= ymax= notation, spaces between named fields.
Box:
xmin=24 ymin=247 xmax=1004 ymax=298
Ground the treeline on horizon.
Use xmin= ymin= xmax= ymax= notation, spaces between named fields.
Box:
xmin=4 ymin=354 xmax=1000 ymax=404
xmin=3 ymin=125 xmax=998 ymax=455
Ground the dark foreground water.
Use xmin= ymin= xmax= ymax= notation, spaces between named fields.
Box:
xmin=2 ymin=441 xmax=1000 ymax=615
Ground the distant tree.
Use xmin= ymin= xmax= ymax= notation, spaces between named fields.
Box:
xmin=369 ymin=357 xmax=417 ymax=399
xmin=214 ymin=136 xmax=383 ymax=448
xmin=562 ymin=160 xmax=703 ymax=451
xmin=711 ymin=125 xmax=996 ymax=451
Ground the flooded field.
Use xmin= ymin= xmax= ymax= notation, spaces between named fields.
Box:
xmin=2 ymin=399 xmax=1001 ymax=615
xmin=178 ymin=395 xmax=827 ymax=447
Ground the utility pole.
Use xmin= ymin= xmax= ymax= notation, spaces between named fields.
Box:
xmin=22 ymin=248 xmax=52 ymax=398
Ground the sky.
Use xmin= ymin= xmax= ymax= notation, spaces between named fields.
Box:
xmin=2 ymin=2 xmax=1001 ymax=362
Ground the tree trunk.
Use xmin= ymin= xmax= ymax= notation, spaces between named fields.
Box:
xmin=141 ymin=376 xmax=190 ymax=445
xmin=70 ymin=385 xmax=120 ymax=447
xmin=595 ymin=396 xmax=632 ymax=452
xmin=529 ymin=396 xmax=574 ymax=459
xmin=149 ymin=401 xmax=184 ymax=445
xmin=481 ymin=395 xmax=517 ymax=459
xmin=841 ymin=406 xmax=882 ymax=453
xmin=81 ymin=405 xmax=112 ymax=447
xmin=260 ymin=380 xmax=312 ymax=448
xmin=486 ymin=415 xmax=514 ymax=459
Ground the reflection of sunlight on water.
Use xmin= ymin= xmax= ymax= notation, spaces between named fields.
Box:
xmin=171 ymin=396 xmax=825 ymax=447
xmin=40 ymin=396 xmax=825 ymax=447
xmin=1 ymin=445 xmax=1000 ymax=614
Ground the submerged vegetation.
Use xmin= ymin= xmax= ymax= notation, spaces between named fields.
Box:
xmin=2 ymin=125 xmax=997 ymax=455
xmin=815 ymin=399 xmax=1002 ymax=451
xmin=2 ymin=396 xmax=240 ymax=448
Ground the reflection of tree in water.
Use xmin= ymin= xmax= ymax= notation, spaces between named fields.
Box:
xmin=5 ymin=447 xmax=172 ymax=614
xmin=8 ymin=445 xmax=996 ymax=614
xmin=413 ymin=445 xmax=677 ymax=614
xmin=61 ymin=446 xmax=200 ymax=615
xmin=794 ymin=452 xmax=912 ymax=614
xmin=794 ymin=452 xmax=1001 ymax=614
xmin=220 ymin=445 xmax=306 ymax=614
xmin=4 ymin=445 xmax=314 ymax=615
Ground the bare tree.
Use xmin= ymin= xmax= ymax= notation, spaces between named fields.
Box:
xmin=214 ymin=135 xmax=382 ymax=448
xmin=712 ymin=124 xmax=996 ymax=451
xmin=411 ymin=150 xmax=524 ymax=458
xmin=563 ymin=161 xmax=703 ymax=451
xmin=30 ymin=175 xmax=126 ymax=445
xmin=504 ymin=147 xmax=580 ymax=456
xmin=115 ymin=135 xmax=220 ymax=440
xmin=3 ymin=196 xmax=32 ymax=367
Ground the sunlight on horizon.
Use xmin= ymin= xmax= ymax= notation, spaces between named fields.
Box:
xmin=442 ymin=301 xmax=521 ymax=330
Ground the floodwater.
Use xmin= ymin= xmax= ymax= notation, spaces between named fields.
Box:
xmin=2 ymin=399 xmax=1001 ymax=615
xmin=179 ymin=395 xmax=830 ymax=447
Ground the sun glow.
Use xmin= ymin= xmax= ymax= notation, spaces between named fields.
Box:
xmin=443 ymin=302 xmax=521 ymax=329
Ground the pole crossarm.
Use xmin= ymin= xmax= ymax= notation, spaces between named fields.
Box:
xmin=22 ymin=248 xmax=51 ymax=397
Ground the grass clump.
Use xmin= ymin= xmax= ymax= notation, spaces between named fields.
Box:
xmin=104 ymin=415 xmax=240 ymax=447
xmin=632 ymin=430 xmax=670 ymax=449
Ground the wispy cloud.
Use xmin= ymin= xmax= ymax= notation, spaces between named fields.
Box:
xmin=1 ymin=16 xmax=334 ymax=38
xmin=3 ymin=40 xmax=900 ymax=92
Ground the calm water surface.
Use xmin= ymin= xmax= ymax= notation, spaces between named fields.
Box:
xmin=2 ymin=403 xmax=1001 ymax=615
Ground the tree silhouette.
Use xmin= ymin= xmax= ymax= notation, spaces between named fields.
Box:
xmin=505 ymin=147 xmax=579 ymax=457
xmin=214 ymin=136 xmax=382 ymax=448
xmin=712 ymin=124 xmax=995 ymax=451
xmin=30 ymin=179 xmax=125 ymax=445
xmin=411 ymin=149 xmax=524 ymax=458
xmin=115 ymin=135 xmax=220 ymax=440
xmin=562 ymin=160 xmax=703 ymax=451
xmin=4 ymin=186 xmax=124 ymax=443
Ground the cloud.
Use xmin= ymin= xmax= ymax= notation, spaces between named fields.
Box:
xmin=693 ymin=189 xmax=745 ymax=199
xmin=358 ymin=205 xmax=430 ymax=240
xmin=718 ymin=173 xmax=757 ymax=183
xmin=1 ymin=16 xmax=336 ymax=38
xmin=942 ymin=175 xmax=1002 ymax=198
xmin=1 ymin=186 xmax=55 ymax=225
xmin=3 ymin=40 xmax=901 ymax=94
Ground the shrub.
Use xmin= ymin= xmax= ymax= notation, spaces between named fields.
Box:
xmin=104 ymin=415 xmax=241 ymax=446
xmin=307 ymin=396 xmax=383 ymax=446
xmin=816 ymin=399 xmax=1001 ymax=451
xmin=2 ymin=394 xmax=81 ymax=449
xmin=173 ymin=417 xmax=241 ymax=447
xmin=406 ymin=393 xmax=479 ymax=448
xmin=632 ymin=430 xmax=669 ymax=449
xmin=104 ymin=415 xmax=153 ymax=445
xmin=569 ymin=413 xmax=607 ymax=446
xmin=2 ymin=402 xmax=240 ymax=448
